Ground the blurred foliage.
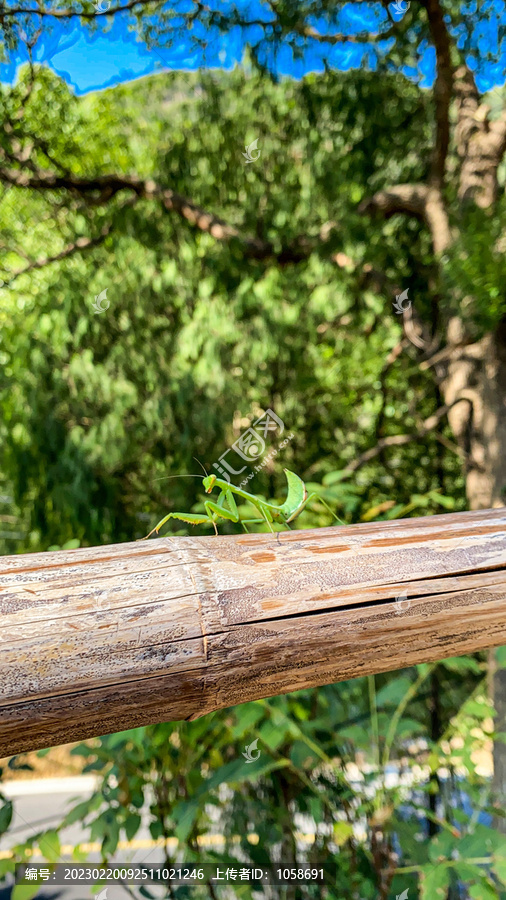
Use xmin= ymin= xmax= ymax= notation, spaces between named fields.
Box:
xmin=1 ymin=21 xmax=506 ymax=899
xmin=441 ymin=202 xmax=506 ymax=336
xmin=3 ymin=660 xmax=506 ymax=899
xmin=0 ymin=63 xmax=466 ymax=551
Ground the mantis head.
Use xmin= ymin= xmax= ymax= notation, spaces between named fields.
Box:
xmin=203 ymin=474 xmax=217 ymax=493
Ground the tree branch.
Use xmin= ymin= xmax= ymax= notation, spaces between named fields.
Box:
xmin=358 ymin=183 xmax=429 ymax=219
xmin=0 ymin=162 xmax=273 ymax=253
xmin=292 ymin=21 xmax=397 ymax=46
xmin=345 ymin=397 xmax=473 ymax=473
xmin=0 ymin=161 xmax=345 ymax=264
xmin=1 ymin=199 xmax=138 ymax=286
xmin=358 ymin=2 xmax=455 ymax=251
xmin=422 ymin=0 xmax=453 ymax=186
xmin=359 ymin=181 xmax=452 ymax=254
xmin=0 ymin=0 xmax=162 ymax=19
xmin=1 ymin=233 xmax=107 ymax=284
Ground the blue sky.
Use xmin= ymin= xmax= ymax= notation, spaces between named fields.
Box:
xmin=1 ymin=0 xmax=505 ymax=95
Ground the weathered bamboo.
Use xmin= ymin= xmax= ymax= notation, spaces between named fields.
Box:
xmin=1 ymin=508 xmax=505 ymax=757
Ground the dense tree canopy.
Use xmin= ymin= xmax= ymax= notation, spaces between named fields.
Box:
xmin=0 ymin=59 xmax=472 ymax=548
xmin=1 ymin=2 xmax=506 ymax=896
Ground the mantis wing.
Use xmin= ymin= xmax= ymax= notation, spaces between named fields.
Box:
xmin=277 ymin=469 xmax=306 ymax=519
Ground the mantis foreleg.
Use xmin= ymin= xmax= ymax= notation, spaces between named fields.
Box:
xmin=223 ymin=487 xmax=276 ymax=533
xmin=204 ymin=497 xmax=240 ymax=535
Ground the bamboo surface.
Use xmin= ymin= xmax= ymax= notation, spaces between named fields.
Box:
xmin=1 ymin=508 xmax=505 ymax=756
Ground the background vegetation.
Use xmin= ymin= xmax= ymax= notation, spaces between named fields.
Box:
xmin=1 ymin=1 xmax=506 ymax=896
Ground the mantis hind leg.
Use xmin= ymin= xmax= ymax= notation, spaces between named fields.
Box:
xmin=229 ymin=490 xmax=276 ymax=534
xmin=284 ymin=492 xmax=345 ymax=526
xmin=239 ymin=517 xmax=275 ymax=533
xmin=304 ymin=492 xmax=345 ymax=525
xmin=141 ymin=511 xmax=211 ymax=539
xmin=255 ymin=507 xmax=275 ymax=533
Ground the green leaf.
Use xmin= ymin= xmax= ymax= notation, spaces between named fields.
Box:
xmin=440 ymin=656 xmax=482 ymax=675
xmin=230 ymin=704 xmax=265 ymax=738
xmin=102 ymin=820 xmax=119 ymax=857
xmin=308 ymin=796 xmax=324 ymax=825
xmin=459 ymin=824 xmax=502 ymax=857
xmin=173 ymin=800 xmax=199 ymax=844
xmin=11 ymin=884 xmax=41 ymax=900
xmin=290 ymin=741 xmax=319 ymax=769
xmin=428 ymin=830 xmax=458 ymax=863
xmin=337 ymin=723 xmax=371 ymax=744
xmin=38 ymin=830 xmax=60 ymax=862
xmin=469 ymin=884 xmax=498 ymax=900
xmin=149 ymin=820 xmax=164 ymax=840
xmin=428 ymin=492 xmax=455 ymax=509
xmin=63 ymin=795 xmax=101 ymax=826
xmin=454 ymin=860 xmax=493 ymax=883
xmin=322 ymin=470 xmax=351 ymax=486
xmin=257 ymin=722 xmax=286 ymax=751
xmin=72 ymin=844 xmax=90 ymax=862
xmin=375 ymin=676 xmax=413 ymax=707
xmin=125 ymin=814 xmax=142 ymax=841
xmin=332 ymin=822 xmax=354 ymax=846
xmin=0 ymin=859 xmax=15 ymax=877
xmin=420 ymin=864 xmax=451 ymax=899
xmin=492 ymin=856 xmax=506 ymax=885
xmin=0 ymin=800 xmax=13 ymax=833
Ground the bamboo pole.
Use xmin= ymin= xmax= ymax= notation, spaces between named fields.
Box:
xmin=1 ymin=508 xmax=505 ymax=756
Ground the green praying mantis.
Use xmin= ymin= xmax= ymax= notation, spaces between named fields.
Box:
xmin=143 ymin=468 xmax=343 ymax=538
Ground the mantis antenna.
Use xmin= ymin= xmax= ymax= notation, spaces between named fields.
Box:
xmin=152 ymin=474 xmax=204 ymax=483
xmin=193 ymin=457 xmax=209 ymax=477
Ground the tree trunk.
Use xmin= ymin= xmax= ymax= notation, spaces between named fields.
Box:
xmin=440 ymin=317 xmax=506 ymax=829
xmin=441 ymin=317 xmax=506 ymax=510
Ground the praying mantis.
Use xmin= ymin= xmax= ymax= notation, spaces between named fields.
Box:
xmin=143 ymin=468 xmax=342 ymax=538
